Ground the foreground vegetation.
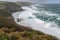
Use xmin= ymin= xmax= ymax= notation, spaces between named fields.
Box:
xmin=0 ymin=2 xmax=58 ymax=40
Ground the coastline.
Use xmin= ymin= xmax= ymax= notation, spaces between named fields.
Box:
xmin=0 ymin=1 xmax=59 ymax=40
xmin=12 ymin=4 xmax=60 ymax=39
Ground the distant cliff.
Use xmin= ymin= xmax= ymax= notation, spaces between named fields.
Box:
xmin=0 ymin=2 xmax=23 ymax=16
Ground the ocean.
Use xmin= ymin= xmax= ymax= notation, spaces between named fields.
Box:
xmin=12 ymin=4 xmax=60 ymax=38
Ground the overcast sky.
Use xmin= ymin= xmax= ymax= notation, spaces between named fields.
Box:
xmin=0 ymin=0 xmax=60 ymax=4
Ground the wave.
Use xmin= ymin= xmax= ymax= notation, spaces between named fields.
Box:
xmin=12 ymin=4 xmax=60 ymax=39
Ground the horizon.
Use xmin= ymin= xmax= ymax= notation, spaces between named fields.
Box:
xmin=0 ymin=0 xmax=60 ymax=4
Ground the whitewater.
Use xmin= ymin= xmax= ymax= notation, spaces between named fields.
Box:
xmin=12 ymin=4 xmax=60 ymax=39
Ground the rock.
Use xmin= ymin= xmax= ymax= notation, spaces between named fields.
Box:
xmin=17 ymin=18 xmax=25 ymax=22
xmin=4 ymin=2 xmax=23 ymax=13
xmin=0 ymin=2 xmax=23 ymax=16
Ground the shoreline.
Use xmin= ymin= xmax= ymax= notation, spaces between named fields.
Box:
xmin=0 ymin=1 xmax=59 ymax=40
xmin=12 ymin=5 xmax=60 ymax=39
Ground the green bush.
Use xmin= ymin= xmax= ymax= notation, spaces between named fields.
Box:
xmin=10 ymin=35 xmax=19 ymax=40
xmin=0 ymin=32 xmax=9 ymax=40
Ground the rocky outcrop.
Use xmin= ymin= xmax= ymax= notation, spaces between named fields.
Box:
xmin=4 ymin=2 xmax=23 ymax=12
xmin=0 ymin=2 xmax=23 ymax=16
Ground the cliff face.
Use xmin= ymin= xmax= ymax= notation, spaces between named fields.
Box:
xmin=4 ymin=2 xmax=23 ymax=12
xmin=0 ymin=2 xmax=23 ymax=16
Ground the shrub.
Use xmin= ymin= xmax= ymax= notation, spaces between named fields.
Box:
xmin=0 ymin=31 xmax=9 ymax=40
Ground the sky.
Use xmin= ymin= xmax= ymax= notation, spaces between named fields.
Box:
xmin=0 ymin=0 xmax=60 ymax=4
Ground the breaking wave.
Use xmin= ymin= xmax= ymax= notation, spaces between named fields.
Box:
xmin=12 ymin=4 xmax=60 ymax=39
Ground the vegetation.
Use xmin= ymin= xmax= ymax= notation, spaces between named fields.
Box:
xmin=0 ymin=2 xmax=58 ymax=40
xmin=0 ymin=31 xmax=9 ymax=40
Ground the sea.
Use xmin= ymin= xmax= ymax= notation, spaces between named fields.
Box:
xmin=12 ymin=4 xmax=60 ymax=39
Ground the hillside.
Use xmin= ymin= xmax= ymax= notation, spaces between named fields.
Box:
xmin=0 ymin=2 xmax=58 ymax=40
xmin=0 ymin=2 xmax=23 ymax=16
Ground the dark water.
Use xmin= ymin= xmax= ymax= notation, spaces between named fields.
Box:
xmin=32 ymin=4 xmax=60 ymax=27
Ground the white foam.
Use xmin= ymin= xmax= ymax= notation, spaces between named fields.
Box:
xmin=12 ymin=5 xmax=60 ymax=39
xmin=31 ymin=5 xmax=37 ymax=9
xmin=57 ymin=16 xmax=60 ymax=20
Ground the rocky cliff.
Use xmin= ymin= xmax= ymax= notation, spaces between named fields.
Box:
xmin=0 ymin=2 xmax=23 ymax=16
xmin=0 ymin=2 xmax=58 ymax=40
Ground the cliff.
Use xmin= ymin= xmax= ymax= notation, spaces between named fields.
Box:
xmin=0 ymin=2 xmax=58 ymax=40
xmin=0 ymin=2 xmax=23 ymax=16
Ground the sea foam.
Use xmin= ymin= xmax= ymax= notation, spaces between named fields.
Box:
xmin=12 ymin=5 xmax=60 ymax=39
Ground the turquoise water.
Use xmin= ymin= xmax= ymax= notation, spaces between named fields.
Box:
xmin=13 ymin=4 xmax=60 ymax=38
xmin=29 ymin=5 xmax=60 ymax=38
xmin=32 ymin=5 xmax=60 ymax=27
